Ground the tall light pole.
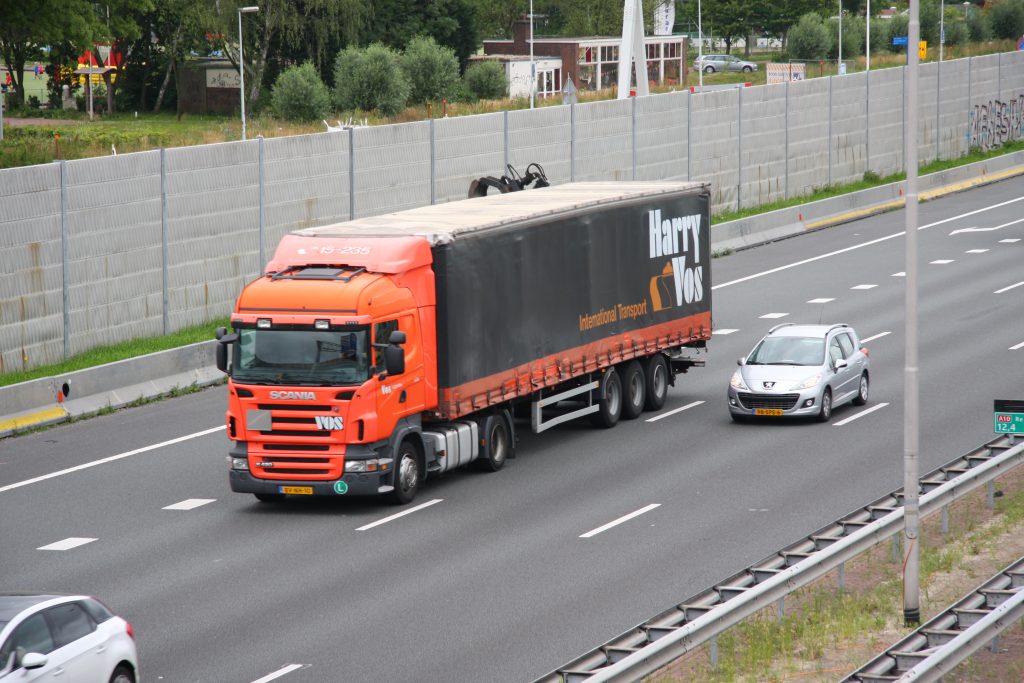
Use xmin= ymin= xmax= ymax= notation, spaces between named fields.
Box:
xmin=940 ymin=0 xmax=945 ymax=61
xmin=238 ymin=5 xmax=259 ymax=141
xmin=866 ymin=0 xmax=871 ymax=70
xmin=529 ymin=0 xmax=535 ymax=109
xmin=838 ymin=2 xmax=843 ymax=74
xmin=903 ymin=0 xmax=922 ymax=628
xmin=697 ymin=0 xmax=703 ymax=89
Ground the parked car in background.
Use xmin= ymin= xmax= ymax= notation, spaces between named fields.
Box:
xmin=728 ymin=323 xmax=870 ymax=422
xmin=693 ymin=54 xmax=758 ymax=73
xmin=0 ymin=594 xmax=137 ymax=682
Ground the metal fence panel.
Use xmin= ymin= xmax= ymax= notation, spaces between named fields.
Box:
xmin=967 ymin=54 xmax=1001 ymax=150
xmin=867 ymin=67 xmax=904 ymax=176
xmin=919 ymin=61 xmax=939 ymax=166
xmin=166 ymin=141 xmax=260 ymax=330
xmin=574 ymin=98 xmax=633 ymax=181
xmin=635 ymin=90 xmax=688 ymax=182
xmin=65 ymin=151 xmax=163 ymax=355
xmin=690 ymin=88 xmax=740 ymax=213
xmin=831 ymin=72 xmax=868 ymax=186
xmin=352 ymin=121 xmax=430 ymax=217
xmin=938 ymin=58 xmax=971 ymax=159
xmin=0 ymin=164 xmax=63 ymax=370
xmin=788 ymin=77 xmax=831 ymax=198
xmin=740 ymin=83 xmax=787 ymax=208
xmin=508 ymin=106 xmax=571 ymax=184
xmin=435 ymin=112 xmax=505 ymax=203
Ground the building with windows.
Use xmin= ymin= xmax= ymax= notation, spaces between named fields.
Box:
xmin=480 ymin=18 xmax=688 ymax=99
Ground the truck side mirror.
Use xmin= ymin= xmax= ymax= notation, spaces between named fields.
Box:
xmin=384 ymin=345 xmax=405 ymax=376
xmin=215 ymin=332 xmax=238 ymax=374
xmin=388 ymin=330 xmax=407 ymax=345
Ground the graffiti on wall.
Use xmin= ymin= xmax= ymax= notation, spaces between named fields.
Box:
xmin=967 ymin=95 xmax=1024 ymax=150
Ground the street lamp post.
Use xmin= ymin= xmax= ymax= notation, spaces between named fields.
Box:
xmin=529 ymin=0 xmax=535 ymax=109
xmin=838 ymin=2 xmax=843 ymax=74
xmin=939 ymin=0 xmax=945 ymax=61
xmin=238 ymin=5 xmax=259 ymax=141
xmin=697 ymin=0 xmax=703 ymax=89
xmin=867 ymin=0 xmax=871 ymax=70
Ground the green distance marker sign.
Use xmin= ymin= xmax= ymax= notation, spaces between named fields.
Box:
xmin=994 ymin=399 xmax=1024 ymax=434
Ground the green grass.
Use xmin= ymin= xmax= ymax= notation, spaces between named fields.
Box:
xmin=0 ymin=317 xmax=230 ymax=387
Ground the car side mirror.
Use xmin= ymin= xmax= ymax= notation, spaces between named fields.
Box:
xmin=834 ymin=358 xmax=848 ymax=371
xmin=21 ymin=652 xmax=47 ymax=670
xmin=737 ymin=357 xmax=745 ymax=366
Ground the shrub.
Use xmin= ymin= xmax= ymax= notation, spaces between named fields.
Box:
xmin=886 ymin=14 xmax=910 ymax=52
xmin=988 ymin=0 xmax=1024 ymax=39
xmin=333 ymin=43 xmax=410 ymax=116
xmin=966 ymin=5 xmax=993 ymax=41
xmin=401 ymin=36 xmax=461 ymax=104
xmin=943 ymin=16 xmax=970 ymax=46
xmin=788 ymin=13 xmax=832 ymax=60
xmin=464 ymin=61 xmax=507 ymax=100
xmin=271 ymin=62 xmax=332 ymax=122
xmin=830 ymin=15 xmax=865 ymax=59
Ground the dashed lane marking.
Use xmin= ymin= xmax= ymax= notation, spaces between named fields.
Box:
xmin=356 ymin=499 xmax=443 ymax=531
xmin=851 ymin=284 xmax=878 ymax=290
xmin=580 ymin=504 xmax=661 ymax=539
xmin=251 ymin=665 xmax=304 ymax=683
xmin=807 ymin=298 xmax=835 ymax=304
xmin=965 ymin=249 xmax=989 ymax=254
xmin=930 ymin=259 xmax=955 ymax=264
xmin=713 ymin=328 xmax=739 ymax=335
xmin=833 ymin=403 xmax=890 ymax=427
xmin=163 ymin=498 xmax=216 ymax=511
xmin=994 ymin=281 xmax=1024 ymax=294
xmin=38 ymin=537 xmax=97 ymax=551
xmin=1011 ymin=341 xmax=1024 ymax=351
xmin=860 ymin=331 xmax=892 ymax=343
xmin=760 ymin=312 xmax=788 ymax=319
xmin=646 ymin=400 xmax=705 ymax=423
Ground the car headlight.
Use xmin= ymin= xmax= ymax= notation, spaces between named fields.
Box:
xmin=790 ymin=374 xmax=822 ymax=391
xmin=730 ymin=370 xmax=749 ymax=391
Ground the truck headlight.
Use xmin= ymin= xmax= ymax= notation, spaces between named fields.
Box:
xmin=345 ymin=458 xmax=392 ymax=473
xmin=790 ymin=374 xmax=822 ymax=391
xmin=729 ymin=370 xmax=749 ymax=391
xmin=228 ymin=456 xmax=249 ymax=471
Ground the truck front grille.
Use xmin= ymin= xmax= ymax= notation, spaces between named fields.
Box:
xmin=737 ymin=392 xmax=800 ymax=410
xmin=252 ymin=455 xmax=332 ymax=477
xmin=257 ymin=403 xmax=332 ymax=412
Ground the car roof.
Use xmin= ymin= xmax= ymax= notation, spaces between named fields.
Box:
xmin=0 ymin=594 xmax=78 ymax=621
xmin=766 ymin=323 xmax=852 ymax=338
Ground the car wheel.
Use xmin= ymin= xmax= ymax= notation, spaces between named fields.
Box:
xmin=254 ymin=493 xmax=284 ymax=503
xmin=817 ymin=388 xmax=833 ymax=422
xmin=590 ymin=368 xmax=623 ymax=429
xmin=389 ymin=440 xmax=421 ymax=505
xmin=620 ymin=360 xmax=646 ymax=420
xmin=853 ymin=372 xmax=869 ymax=405
xmin=476 ymin=413 xmax=512 ymax=471
xmin=742 ymin=65 xmax=753 ymax=73
xmin=110 ymin=665 xmax=135 ymax=683
xmin=704 ymin=65 xmax=715 ymax=74
xmin=642 ymin=354 xmax=669 ymax=411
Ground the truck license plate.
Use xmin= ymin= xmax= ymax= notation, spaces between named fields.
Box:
xmin=754 ymin=408 xmax=783 ymax=416
xmin=279 ymin=486 xmax=314 ymax=495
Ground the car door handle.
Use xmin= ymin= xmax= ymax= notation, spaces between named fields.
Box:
xmin=95 ymin=645 xmax=107 ymax=653
xmin=53 ymin=668 xmax=66 ymax=676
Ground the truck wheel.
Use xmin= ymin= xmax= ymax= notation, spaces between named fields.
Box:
xmin=590 ymin=368 xmax=622 ymax=429
xmin=621 ymin=361 xmax=646 ymax=420
xmin=476 ymin=413 xmax=512 ymax=472
xmin=389 ymin=439 xmax=421 ymax=505
xmin=254 ymin=493 xmax=284 ymax=503
xmin=642 ymin=354 xmax=669 ymax=411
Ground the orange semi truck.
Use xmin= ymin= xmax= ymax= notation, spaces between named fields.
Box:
xmin=216 ymin=182 xmax=712 ymax=504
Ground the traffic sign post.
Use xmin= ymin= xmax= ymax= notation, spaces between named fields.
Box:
xmin=994 ymin=399 xmax=1024 ymax=435
xmin=1018 ymin=35 xmax=1024 ymax=50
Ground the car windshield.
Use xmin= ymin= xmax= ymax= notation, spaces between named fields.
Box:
xmin=231 ymin=328 xmax=370 ymax=386
xmin=746 ymin=336 xmax=824 ymax=366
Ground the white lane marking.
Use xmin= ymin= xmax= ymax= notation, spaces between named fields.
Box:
xmin=860 ymin=331 xmax=892 ymax=343
xmin=892 ymin=272 xmax=906 ymax=277
xmin=833 ymin=403 xmax=890 ymax=427
xmin=851 ymin=284 xmax=877 ymax=290
xmin=1010 ymin=341 xmax=1024 ymax=351
xmin=251 ymin=664 xmax=304 ymax=683
xmin=580 ymin=504 xmax=661 ymax=539
xmin=966 ymin=249 xmax=989 ymax=254
xmin=712 ymin=195 xmax=1024 ymax=291
xmin=646 ymin=400 xmax=705 ymax=423
xmin=713 ymin=328 xmax=739 ymax=335
xmin=807 ymin=297 xmax=835 ymax=304
xmin=930 ymin=259 xmax=955 ymax=264
xmin=163 ymin=498 xmax=216 ymax=511
xmin=39 ymin=537 xmax=97 ymax=551
xmin=760 ymin=312 xmax=788 ymax=319
xmin=994 ymin=281 xmax=1024 ymax=294
xmin=1000 ymin=238 xmax=1021 ymax=243
xmin=0 ymin=426 xmax=224 ymax=494
xmin=950 ymin=216 xmax=1024 ymax=235
xmin=356 ymin=499 xmax=443 ymax=531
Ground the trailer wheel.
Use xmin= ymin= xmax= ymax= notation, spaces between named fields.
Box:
xmin=642 ymin=354 xmax=669 ymax=411
xmin=590 ymin=368 xmax=623 ymax=429
xmin=621 ymin=361 xmax=646 ymax=420
xmin=476 ymin=413 xmax=512 ymax=472
xmin=389 ymin=439 xmax=421 ymax=505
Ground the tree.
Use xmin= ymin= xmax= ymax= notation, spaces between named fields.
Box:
xmin=829 ymin=14 xmax=864 ymax=58
xmin=271 ymin=61 xmax=331 ymax=121
xmin=361 ymin=0 xmax=479 ymax=67
xmin=86 ymin=0 xmax=155 ymax=115
xmin=965 ymin=4 xmax=992 ymax=42
xmin=464 ymin=60 xmax=507 ymax=99
xmin=333 ymin=42 xmax=410 ymax=115
xmin=788 ymin=12 xmax=832 ymax=59
xmin=988 ymin=0 xmax=1024 ymax=40
xmin=401 ymin=36 xmax=460 ymax=103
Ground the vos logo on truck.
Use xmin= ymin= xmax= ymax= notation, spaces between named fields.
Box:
xmin=315 ymin=415 xmax=344 ymax=431
xmin=269 ymin=390 xmax=316 ymax=400
xmin=648 ymin=209 xmax=704 ymax=311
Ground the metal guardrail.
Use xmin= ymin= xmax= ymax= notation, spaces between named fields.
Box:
xmin=843 ymin=555 xmax=1024 ymax=683
xmin=535 ymin=435 xmax=1024 ymax=682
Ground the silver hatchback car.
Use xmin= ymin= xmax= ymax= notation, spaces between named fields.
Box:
xmin=693 ymin=54 xmax=758 ymax=74
xmin=728 ymin=323 xmax=870 ymax=422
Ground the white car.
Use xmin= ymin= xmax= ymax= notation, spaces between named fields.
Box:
xmin=0 ymin=594 xmax=138 ymax=682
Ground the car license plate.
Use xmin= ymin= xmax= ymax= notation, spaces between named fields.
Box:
xmin=754 ymin=408 xmax=783 ymax=416
xmin=279 ymin=486 xmax=314 ymax=495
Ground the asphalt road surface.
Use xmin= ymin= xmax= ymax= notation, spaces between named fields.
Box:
xmin=2 ymin=178 xmax=1022 ymax=683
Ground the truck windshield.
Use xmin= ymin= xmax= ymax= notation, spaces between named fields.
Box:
xmin=232 ymin=328 xmax=370 ymax=385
